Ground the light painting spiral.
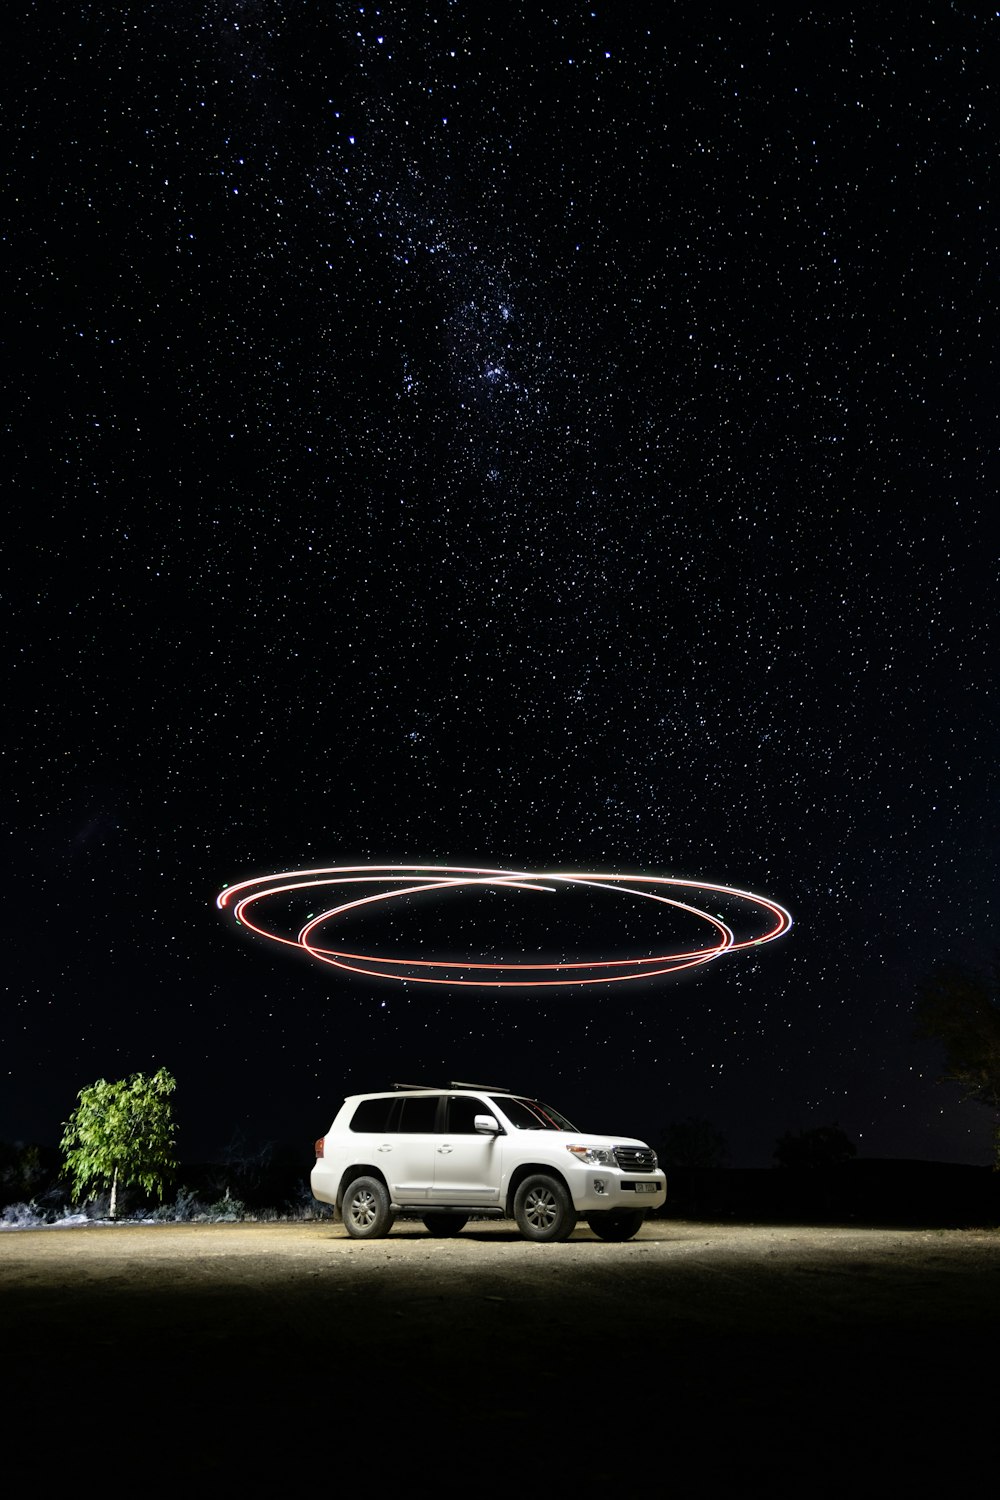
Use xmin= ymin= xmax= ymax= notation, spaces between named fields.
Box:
xmin=216 ymin=864 xmax=791 ymax=988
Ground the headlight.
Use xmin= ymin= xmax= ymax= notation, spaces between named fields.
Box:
xmin=566 ymin=1145 xmax=617 ymax=1167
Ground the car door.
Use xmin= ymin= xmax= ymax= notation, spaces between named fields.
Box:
xmin=384 ymin=1094 xmax=441 ymax=1202
xmin=429 ymin=1094 xmax=503 ymax=1204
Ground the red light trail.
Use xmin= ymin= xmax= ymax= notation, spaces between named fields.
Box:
xmin=216 ymin=864 xmax=791 ymax=988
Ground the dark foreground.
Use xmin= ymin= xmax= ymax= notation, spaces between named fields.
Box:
xmin=3 ymin=1219 xmax=997 ymax=1487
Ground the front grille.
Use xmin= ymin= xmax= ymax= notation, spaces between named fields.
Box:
xmin=614 ymin=1146 xmax=657 ymax=1173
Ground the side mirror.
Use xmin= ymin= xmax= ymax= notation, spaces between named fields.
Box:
xmin=475 ymin=1113 xmax=501 ymax=1135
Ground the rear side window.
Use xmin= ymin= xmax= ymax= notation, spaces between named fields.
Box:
xmin=349 ymin=1098 xmax=394 ymax=1133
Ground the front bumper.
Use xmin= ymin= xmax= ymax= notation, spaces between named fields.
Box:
xmin=569 ymin=1171 xmax=667 ymax=1213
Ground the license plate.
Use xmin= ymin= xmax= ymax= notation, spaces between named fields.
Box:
xmin=634 ymin=1181 xmax=658 ymax=1194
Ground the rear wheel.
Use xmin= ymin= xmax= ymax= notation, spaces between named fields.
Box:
xmin=513 ymin=1175 xmax=576 ymax=1242
xmin=586 ymin=1211 xmax=646 ymax=1242
xmin=342 ymin=1176 xmax=394 ymax=1239
xmin=422 ymin=1214 xmax=468 ymax=1237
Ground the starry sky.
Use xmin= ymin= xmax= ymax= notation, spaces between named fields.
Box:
xmin=5 ymin=2 xmax=996 ymax=1167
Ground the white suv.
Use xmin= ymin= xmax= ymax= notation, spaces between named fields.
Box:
xmin=311 ymin=1084 xmax=667 ymax=1242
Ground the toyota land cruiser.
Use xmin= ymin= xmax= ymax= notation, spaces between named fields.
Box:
xmin=311 ymin=1084 xmax=667 ymax=1242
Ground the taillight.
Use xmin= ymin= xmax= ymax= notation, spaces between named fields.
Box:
xmin=314 ymin=1137 xmax=325 ymax=1158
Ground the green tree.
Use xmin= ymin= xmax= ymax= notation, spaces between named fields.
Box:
xmin=60 ymin=1067 xmax=178 ymax=1218
xmin=916 ymin=960 xmax=1000 ymax=1165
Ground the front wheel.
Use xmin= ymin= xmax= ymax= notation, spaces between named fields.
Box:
xmin=586 ymin=1211 xmax=646 ymax=1242
xmin=342 ymin=1176 xmax=395 ymax=1239
xmin=513 ymin=1175 xmax=577 ymax=1242
xmin=422 ymin=1214 xmax=468 ymax=1237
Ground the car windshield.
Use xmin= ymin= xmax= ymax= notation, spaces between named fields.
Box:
xmin=492 ymin=1096 xmax=578 ymax=1131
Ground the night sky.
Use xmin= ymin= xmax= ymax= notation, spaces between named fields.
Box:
xmin=5 ymin=3 xmax=996 ymax=1168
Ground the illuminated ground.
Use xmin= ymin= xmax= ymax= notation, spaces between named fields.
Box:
xmin=4 ymin=1220 xmax=996 ymax=1482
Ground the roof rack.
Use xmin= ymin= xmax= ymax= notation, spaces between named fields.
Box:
xmin=448 ymin=1080 xmax=510 ymax=1092
xmin=390 ymin=1080 xmax=511 ymax=1092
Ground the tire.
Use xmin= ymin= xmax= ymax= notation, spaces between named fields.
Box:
xmin=422 ymin=1214 xmax=469 ymax=1237
xmin=341 ymin=1176 xmax=395 ymax=1239
xmin=513 ymin=1174 xmax=577 ymax=1242
xmin=586 ymin=1211 xmax=646 ymax=1242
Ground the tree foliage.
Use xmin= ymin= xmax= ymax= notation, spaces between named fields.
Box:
xmin=60 ymin=1067 xmax=178 ymax=1217
xmin=916 ymin=960 xmax=1000 ymax=1161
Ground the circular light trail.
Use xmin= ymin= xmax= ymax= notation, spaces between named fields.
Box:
xmin=216 ymin=864 xmax=791 ymax=989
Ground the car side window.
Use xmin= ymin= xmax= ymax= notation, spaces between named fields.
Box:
xmin=349 ymin=1097 xmax=394 ymax=1132
xmin=446 ymin=1095 xmax=487 ymax=1133
xmin=396 ymin=1095 xmax=441 ymax=1133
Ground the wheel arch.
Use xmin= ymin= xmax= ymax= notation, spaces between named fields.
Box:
xmin=505 ymin=1162 xmax=573 ymax=1217
xmin=337 ymin=1164 xmax=389 ymax=1210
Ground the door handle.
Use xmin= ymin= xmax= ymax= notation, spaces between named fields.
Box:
xmin=377 ymin=1144 xmax=393 ymax=1152
xmin=437 ymin=1145 xmax=454 ymax=1154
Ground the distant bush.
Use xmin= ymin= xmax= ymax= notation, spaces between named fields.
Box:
xmin=207 ymin=1191 xmax=247 ymax=1221
xmin=1 ymin=1201 xmax=45 ymax=1229
xmin=774 ymin=1124 xmax=857 ymax=1169
xmin=0 ymin=1141 xmax=65 ymax=1211
xmin=151 ymin=1188 xmax=201 ymax=1222
xmin=0 ymin=1138 xmax=326 ymax=1228
xmin=658 ymin=1117 xmax=729 ymax=1170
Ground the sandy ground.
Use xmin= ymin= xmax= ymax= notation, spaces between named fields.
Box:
xmin=4 ymin=1217 xmax=998 ymax=1486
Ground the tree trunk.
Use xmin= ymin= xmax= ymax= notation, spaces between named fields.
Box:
xmin=110 ymin=1167 xmax=118 ymax=1220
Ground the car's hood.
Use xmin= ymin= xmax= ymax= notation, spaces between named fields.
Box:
xmin=519 ymin=1130 xmax=653 ymax=1151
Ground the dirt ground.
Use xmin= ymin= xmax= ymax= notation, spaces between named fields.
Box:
xmin=4 ymin=1217 xmax=998 ymax=1486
